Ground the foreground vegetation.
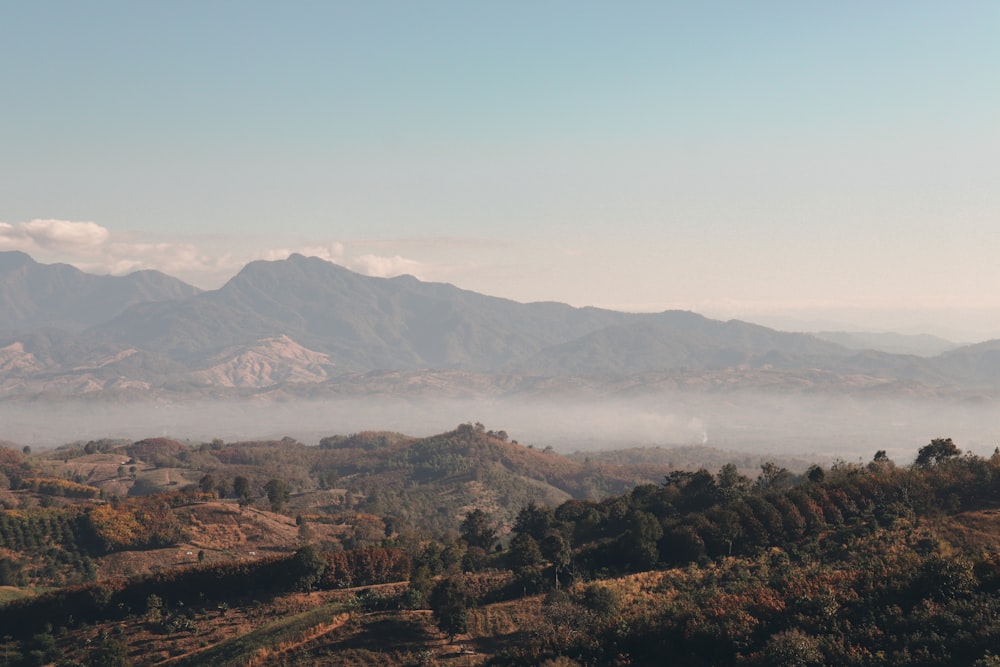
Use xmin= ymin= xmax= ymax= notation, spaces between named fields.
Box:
xmin=1 ymin=430 xmax=1000 ymax=665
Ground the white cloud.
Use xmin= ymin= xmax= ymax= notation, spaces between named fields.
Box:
xmin=261 ymin=243 xmax=345 ymax=263
xmin=346 ymin=254 xmax=425 ymax=278
xmin=261 ymin=242 xmax=495 ymax=286
xmin=261 ymin=248 xmax=295 ymax=262
xmin=298 ymin=243 xmax=346 ymax=263
xmin=0 ymin=223 xmax=18 ymax=250
xmin=0 ymin=219 xmax=106 ymax=252
xmin=22 ymin=219 xmax=110 ymax=250
xmin=0 ymin=220 xmax=475 ymax=292
xmin=0 ymin=219 xmax=241 ymax=286
xmin=112 ymin=242 xmax=220 ymax=273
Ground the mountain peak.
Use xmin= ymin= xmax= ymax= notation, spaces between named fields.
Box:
xmin=0 ymin=251 xmax=37 ymax=272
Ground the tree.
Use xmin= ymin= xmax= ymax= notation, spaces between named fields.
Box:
xmin=233 ymin=476 xmax=251 ymax=508
xmin=762 ymin=629 xmax=822 ymax=666
xmin=460 ymin=508 xmax=496 ymax=550
xmin=806 ymin=465 xmax=825 ymax=483
xmin=264 ymin=478 xmax=291 ymax=512
xmin=514 ymin=502 xmax=555 ymax=541
xmin=916 ymin=438 xmax=961 ymax=467
xmin=579 ymin=582 xmax=620 ymax=618
xmin=292 ymin=545 xmax=327 ymax=591
xmin=198 ymin=474 xmax=216 ymax=496
xmin=541 ymin=531 xmax=573 ymax=587
xmin=429 ymin=576 xmax=469 ymax=641
xmin=509 ymin=533 xmax=543 ymax=574
xmin=756 ymin=462 xmax=793 ymax=491
xmin=622 ymin=510 xmax=662 ymax=570
xmin=86 ymin=637 xmax=131 ymax=667
xmin=0 ymin=558 xmax=18 ymax=586
xmin=406 ymin=564 xmax=434 ymax=608
xmin=717 ymin=463 xmax=750 ymax=501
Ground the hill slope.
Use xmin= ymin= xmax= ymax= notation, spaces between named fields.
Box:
xmin=0 ymin=251 xmax=200 ymax=334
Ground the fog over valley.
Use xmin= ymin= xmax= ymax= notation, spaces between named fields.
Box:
xmin=7 ymin=392 xmax=998 ymax=467
xmin=3 ymin=250 xmax=999 ymax=469
xmin=5 ymin=3 xmax=1000 ymax=664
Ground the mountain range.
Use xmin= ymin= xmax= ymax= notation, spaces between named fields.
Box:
xmin=0 ymin=250 xmax=995 ymax=401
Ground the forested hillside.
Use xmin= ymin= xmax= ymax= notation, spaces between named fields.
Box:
xmin=2 ymin=434 xmax=1000 ymax=665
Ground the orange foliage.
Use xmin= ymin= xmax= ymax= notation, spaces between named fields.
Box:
xmin=21 ymin=476 xmax=100 ymax=498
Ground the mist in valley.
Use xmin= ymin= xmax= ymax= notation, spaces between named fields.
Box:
xmin=4 ymin=392 xmax=998 ymax=468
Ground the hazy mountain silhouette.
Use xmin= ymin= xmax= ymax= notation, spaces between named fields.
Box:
xmin=0 ymin=252 xmax=997 ymax=398
xmin=93 ymin=253 xmax=629 ymax=369
xmin=0 ymin=251 xmax=200 ymax=335
xmin=814 ymin=331 xmax=961 ymax=357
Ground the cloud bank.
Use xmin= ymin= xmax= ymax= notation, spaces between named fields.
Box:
xmin=0 ymin=218 xmax=456 ymax=289
xmin=0 ymin=219 xmax=109 ymax=251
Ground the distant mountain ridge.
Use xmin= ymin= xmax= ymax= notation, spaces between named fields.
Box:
xmin=814 ymin=331 xmax=961 ymax=357
xmin=0 ymin=251 xmax=200 ymax=334
xmin=0 ymin=251 xmax=997 ymax=400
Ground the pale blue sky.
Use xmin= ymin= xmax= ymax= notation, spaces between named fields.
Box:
xmin=2 ymin=2 xmax=998 ymax=338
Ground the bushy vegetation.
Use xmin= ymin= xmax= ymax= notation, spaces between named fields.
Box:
xmin=3 ymin=432 xmax=1000 ymax=665
xmin=474 ymin=441 xmax=1000 ymax=665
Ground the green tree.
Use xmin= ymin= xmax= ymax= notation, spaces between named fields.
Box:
xmin=756 ymin=461 xmax=793 ymax=491
xmin=27 ymin=632 xmax=62 ymax=666
xmin=198 ymin=474 xmax=216 ymax=496
xmin=762 ymin=629 xmax=822 ymax=666
xmin=460 ymin=508 xmax=496 ymax=550
xmin=0 ymin=558 xmax=18 ymax=586
xmin=264 ymin=478 xmax=291 ymax=512
xmin=86 ymin=637 xmax=131 ymax=667
xmin=916 ymin=437 xmax=961 ymax=467
xmin=805 ymin=465 xmax=825 ymax=483
xmin=621 ymin=510 xmax=662 ymax=570
xmin=509 ymin=533 xmax=543 ymax=574
xmin=541 ymin=531 xmax=573 ymax=588
xmin=233 ymin=476 xmax=252 ymax=508
xmin=716 ymin=463 xmax=750 ymax=501
xmin=406 ymin=564 xmax=434 ymax=608
xmin=429 ymin=576 xmax=469 ymax=642
xmin=292 ymin=544 xmax=327 ymax=591
xmin=579 ymin=582 xmax=620 ymax=618
xmin=514 ymin=502 xmax=555 ymax=541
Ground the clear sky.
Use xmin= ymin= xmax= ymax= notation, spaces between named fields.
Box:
xmin=2 ymin=2 xmax=998 ymax=339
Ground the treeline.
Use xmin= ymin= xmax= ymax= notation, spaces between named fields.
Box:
xmin=0 ymin=508 xmax=97 ymax=588
xmin=19 ymin=476 xmax=100 ymax=498
xmin=492 ymin=440 xmax=998 ymax=584
xmin=35 ymin=424 xmax=682 ymax=538
xmin=0 ymin=494 xmax=190 ymax=571
xmin=470 ymin=439 xmax=1000 ymax=665
xmin=0 ymin=544 xmax=410 ymax=638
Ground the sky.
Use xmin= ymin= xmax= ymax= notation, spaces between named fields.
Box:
xmin=2 ymin=1 xmax=998 ymax=340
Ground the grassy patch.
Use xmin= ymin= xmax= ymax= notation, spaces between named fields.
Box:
xmin=0 ymin=586 xmax=33 ymax=604
xmin=171 ymin=602 xmax=346 ymax=667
